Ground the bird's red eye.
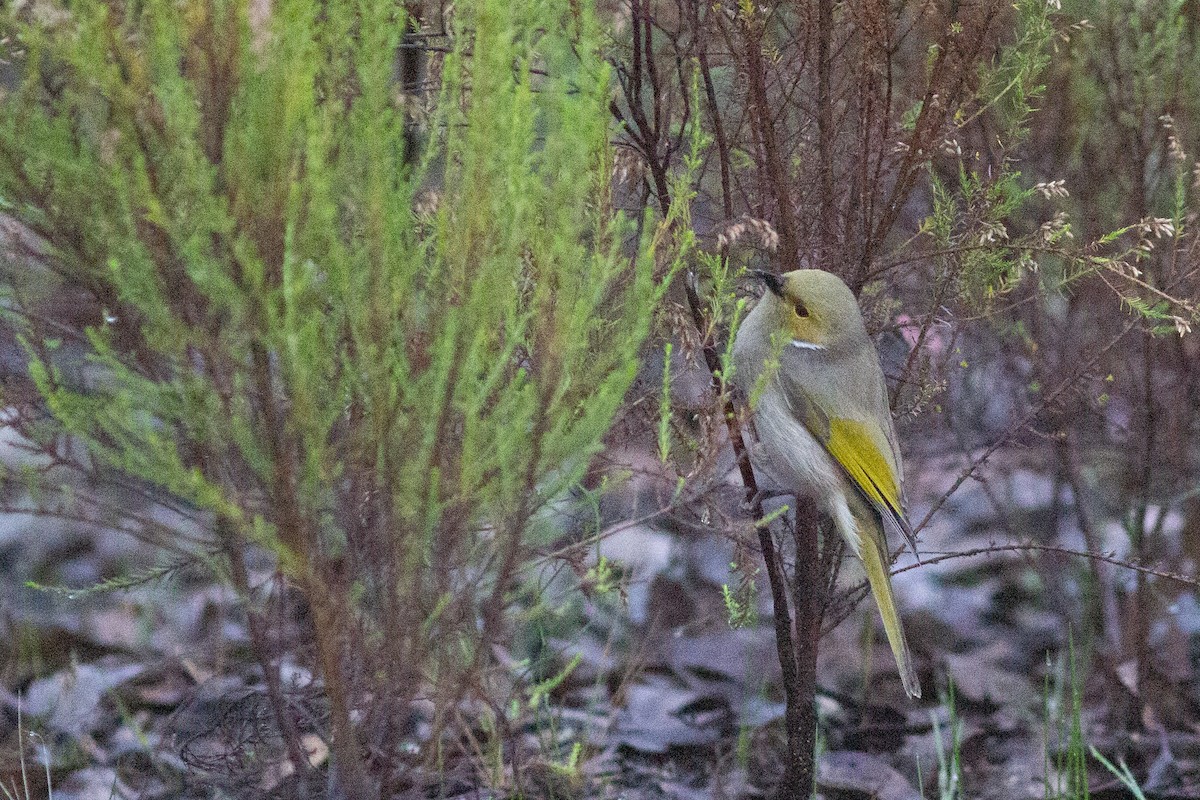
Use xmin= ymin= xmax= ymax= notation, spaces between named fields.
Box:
xmin=794 ymin=302 xmax=810 ymax=318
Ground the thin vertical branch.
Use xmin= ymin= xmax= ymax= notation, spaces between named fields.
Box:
xmin=677 ymin=276 xmax=806 ymax=790
xmin=816 ymin=0 xmax=836 ymax=266
xmin=697 ymin=50 xmax=733 ymax=220
xmin=219 ymin=520 xmax=312 ymax=793
xmin=1133 ymin=331 xmax=1155 ymax=707
xmin=250 ymin=339 xmax=370 ymax=797
xmin=400 ymin=4 xmax=426 ymax=167
xmin=856 ymin=6 xmax=998 ymax=289
xmin=740 ymin=9 xmax=799 ymax=266
xmin=787 ymin=499 xmax=823 ymax=799
xmin=1062 ymin=434 xmax=1122 ymax=650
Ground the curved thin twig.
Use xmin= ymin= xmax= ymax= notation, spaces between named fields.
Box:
xmin=892 ymin=541 xmax=1200 ymax=590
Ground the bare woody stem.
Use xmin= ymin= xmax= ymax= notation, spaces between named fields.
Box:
xmin=679 ymin=276 xmax=809 ymax=795
xmin=611 ymin=5 xmax=816 ymax=787
xmin=788 ymin=498 xmax=823 ymax=799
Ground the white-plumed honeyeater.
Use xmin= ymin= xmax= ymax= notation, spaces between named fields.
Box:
xmin=732 ymin=268 xmax=921 ymax=699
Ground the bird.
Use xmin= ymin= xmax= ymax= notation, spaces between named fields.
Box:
xmin=732 ymin=268 xmax=921 ymax=699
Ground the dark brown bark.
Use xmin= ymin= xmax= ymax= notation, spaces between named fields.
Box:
xmin=778 ymin=499 xmax=822 ymax=799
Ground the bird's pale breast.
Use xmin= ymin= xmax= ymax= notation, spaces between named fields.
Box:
xmin=751 ymin=383 xmax=844 ymax=508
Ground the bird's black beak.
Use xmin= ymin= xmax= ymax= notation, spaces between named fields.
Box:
xmin=751 ymin=269 xmax=785 ymax=297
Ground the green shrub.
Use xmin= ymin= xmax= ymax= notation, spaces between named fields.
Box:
xmin=0 ymin=0 xmax=671 ymax=786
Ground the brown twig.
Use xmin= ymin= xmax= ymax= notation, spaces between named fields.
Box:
xmin=610 ymin=8 xmax=809 ymax=786
xmin=890 ymin=542 xmax=1200 ymax=590
xmin=1062 ymin=433 xmax=1122 ymax=648
xmin=827 ymin=538 xmax=1199 ymax=639
xmin=739 ymin=8 xmax=799 ymax=267
xmin=816 ymin=0 xmax=836 ymax=267
xmin=788 ymin=499 xmax=822 ymax=798
xmin=912 ymin=318 xmax=1139 ymax=536
xmin=680 ymin=273 xmax=807 ymax=793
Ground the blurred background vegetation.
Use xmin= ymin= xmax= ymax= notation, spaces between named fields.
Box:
xmin=0 ymin=0 xmax=1197 ymax=798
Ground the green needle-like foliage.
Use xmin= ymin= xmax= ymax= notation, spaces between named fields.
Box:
xmin=0 ymin=0 xmax=671 ymax=776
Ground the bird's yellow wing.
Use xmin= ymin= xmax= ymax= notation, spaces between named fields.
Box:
xmin=777 ymin=378 xmax=922 ymax=697
xmin=779 ymin=382 xmax=917 ymax=552
xmin=825 ymin=417 xmax=904 ymax=522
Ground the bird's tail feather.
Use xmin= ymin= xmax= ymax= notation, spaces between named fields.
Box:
xmin=856 ymin=519 xmax=921 ymax=699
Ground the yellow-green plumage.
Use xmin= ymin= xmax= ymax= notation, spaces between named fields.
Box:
xmin=732 ymin=269 xmax=921 ymax=699
xmin=849 ymin=497 xmax=921 ymax=697
xmin=827 ymin=417 xmax=904 ymax=517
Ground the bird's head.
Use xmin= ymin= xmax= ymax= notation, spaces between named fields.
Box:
xmin=750 ymin=269 xmax=866 ymax=352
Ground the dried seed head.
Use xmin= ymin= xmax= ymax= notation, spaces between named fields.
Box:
xmin=976 ymin=221 xmax=1009 ymax=245
xmin=1038 ymin=211 xmax=1073 ymax=243
xmin=1034 ymin=180 xmax=1069 ymax=199
xmin=611 ymin=147 xmax=647 ymax=188
xmin=715 ymin=216 xmax=778 ymax=252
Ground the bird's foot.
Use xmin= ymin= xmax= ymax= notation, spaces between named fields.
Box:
xmin=741 ymin=488 xmax=789 ymax=513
